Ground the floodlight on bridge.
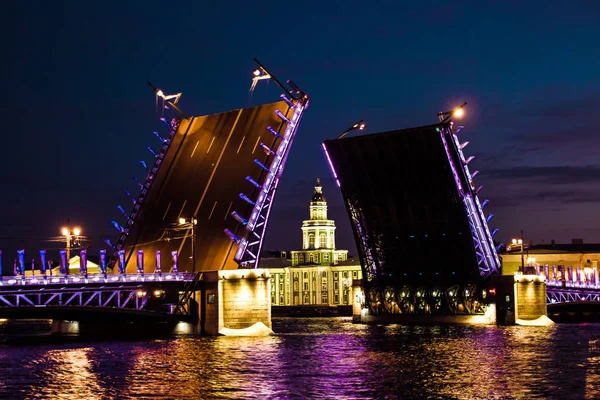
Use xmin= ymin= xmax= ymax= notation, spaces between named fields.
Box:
xmin=259 ymin=142 xmax=275 ymax=156
xmin=239 ymin=193 xmax=255 ymax=205
xmin=139 ymin=160 xmax=148 ymax=170
xmin=132 ymin=176 xmax=143 ymax=189
xmin=231 ymin=211 xmax=248 ymax=226
xmin=124 ymin=190 xmax=135 ymax=204
xmin=481 ymin=199 xmax=489 ymax=208
xmin=275 ymin=109 xmax=290 ymax=124
xmin=337 ymin=120 xmax=366 ymax=139
xmin=460 ymin=141 xmax=469 ymax=149
xmin=147 ymin=146 xmax=158 ymax=158
xmin=117 ymin=205 xmax=129 ymax=219
xmin=471 ymin=170 xmax=480 ymax=179
xmin=246 ymin=176 xmax=262 ymax=189
xmin=486 ymin=213 xmax=494 ymax=222
xmin=266 ymin=126 xmax=282 ymax=139
xmin=437 ymin=102 xmax=467 ymax=123
xmin=111 ymin=220 xmax=124 ymax=233
xmin=153 ymin=131 xmax=166 ymax=143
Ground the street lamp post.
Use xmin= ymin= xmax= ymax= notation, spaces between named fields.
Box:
xmin=61 ymin=226 xmax=81 ymax=263
xmin=179 ymin=218 xmax=198 ymax=273
xmin=511 ymin=236 xmax=524 ymax=273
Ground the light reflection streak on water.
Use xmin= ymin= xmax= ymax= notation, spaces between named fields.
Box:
xmin=0 ymin=318 xmax=598 ymax=399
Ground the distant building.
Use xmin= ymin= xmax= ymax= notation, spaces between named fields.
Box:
xmin=260 ymin=179 xmax=361 ymax=307
xmin=291 ymin=179 xmax=348 ymax=266
xmin=502 ymin=242 xmax=600 ymax=275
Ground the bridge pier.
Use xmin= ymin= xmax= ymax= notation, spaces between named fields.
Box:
xmin=51 ymin=320 xmax=79 ymax=335
xmin=174 ymin=269 xmax=272 ymax=336
xmin=492 ymin=274 xmax=552 ymax=325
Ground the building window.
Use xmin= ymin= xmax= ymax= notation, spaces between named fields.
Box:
xmin=353 ymin=271 xmax=358 ymax=279
xmin=324 ymin=253 xmax=329 ymax=263
xmin=299 ymin=254 xmax=304 ymax=264
xmin=303 ymin=272 xmax=308 ymax=279
xmin=322 ymin=282 xmax=327 ymax=291
xmin=293 ymin=282 xmax=298 ymax=291
xmin=309 ymin=234 xmax=315 ymax=249
xmin=312 ymin=280 xmax=316 ymax=290
xmin=322 ymin=271 xmax=327 ymax=278
xmin=319 ymin=233 xmax=326 ymax=248
xmin=304 ymin=282 xmax=308 ymax=291
xmin=334 ymin=272 xmax=338 ymax=279
xmin=303 ymin=295 xmax=309 ymax=304
xmin=322 ymin=293 xmax=328 ymax=304
xmin=309 ymin=253 xmax=314 ymax=263
xmin=280 ymin=296 xmax=284 ymax=304
xmin=334 ymin=294 xmax=339 ymax=304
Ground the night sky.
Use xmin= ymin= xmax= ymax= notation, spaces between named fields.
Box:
xmin=2 ymin=1 xmax=599 ymax=259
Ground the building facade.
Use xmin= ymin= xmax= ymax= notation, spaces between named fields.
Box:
xmin=267 ymin=259 xmax=361 ymax=306
xmin=260 ymin=179 xmax=360 ymax=307
xmin=290 ymin=179 xmax=348 ymax=266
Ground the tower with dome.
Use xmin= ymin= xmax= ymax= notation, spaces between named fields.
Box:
xmin=291 ymin=178 xmax=348 ymax=266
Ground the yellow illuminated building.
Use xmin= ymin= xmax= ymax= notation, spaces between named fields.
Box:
xmin=260 ymin=179 xmax=361 ymax=307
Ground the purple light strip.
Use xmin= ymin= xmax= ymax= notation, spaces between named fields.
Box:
xmin=439 ymin=126 xmax=500 ymax=277
xmin=234 ymin=101 xmax=308 ymax=265
xmin=322 ymin=143 xmax=340 ymax=187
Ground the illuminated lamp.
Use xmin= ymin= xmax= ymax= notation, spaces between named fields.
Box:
xmin=147 ymin=146 xmax=158 ymax=158
xmin=475 ymin=185 xmax=483 ymax=194
xmin=139 ymin=160 xmax=148 ymax=170
xmin=465 ymin=155 xmax=475 ymax=164
xmin=259 ymin=142 xmax=275 ymax=155
xmin=254 ymin=159 xmax=270 ymax=172
xmin=460 ymin=141 xmax=469 ymax=149
xmin=491 ymin=228 xmax=499 ymax=237
xmin=104 ymin=238 xmax=115 ymax=248
xmin=481 ymin=199 xmax=489 ymax=208
xmin=117 ymin=205 xmax=128 ymax=218
xmin=224 ymin=229 xmax=241 ymax=243
xmin=486 ymin=214 xmax=494 ymax=223
xmin=246 ymin=176 xmax=262 ymax=189
xmin=132 ymin=176 xmax=143 ymax=189
xmin=266 ymin=126 xmax=282 ymax=139
xmin=111 ymin=220 xmax=124 ymax=233
xmin=124 ymin=190 xmax=135 ymax=204
xmin=274 ymin=109 xmax=290 ymax=123
xmin=239 ymin=193 xmax=255 ymax=205
xmin=471 ymin=170 xmax=479 ymax=179
xmin=280 ymin=94 xmax=295 ymax=108
xmin=160 ymin=117 xmax=170 ymax=127
xmin=231 ymin=211 xmax=248 ymax=225
xmin=153 ymin=131 xmax=166 ymax=143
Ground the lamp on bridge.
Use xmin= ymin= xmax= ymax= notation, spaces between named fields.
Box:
xmin=437 ymin=102 xmax=467 ymax=123
xmin=337 ymin=120 xmax=366 ymax=139
xmin=511 ymin=236 xmax=525 ymax=273
xmin=179 ymin=218 xmax=198 ymax=273
xmin=61 ymin=225 xmax=82 ymax=263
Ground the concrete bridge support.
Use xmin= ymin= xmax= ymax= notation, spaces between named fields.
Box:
xmin=176 ymin=269 xmax=272 ymax=336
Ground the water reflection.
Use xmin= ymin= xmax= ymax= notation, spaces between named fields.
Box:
xmin=0 ymin=319 xmax=598 ymax=399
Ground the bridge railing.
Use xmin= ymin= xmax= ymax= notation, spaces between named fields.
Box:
xmin=534 ymin=263 xmax=600 ymax=290
xmin=0 ymin=272 xmax=195 ymax=287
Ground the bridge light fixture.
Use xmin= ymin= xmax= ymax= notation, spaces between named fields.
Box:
xmin=437 ymin=102 xmax=467 ymax=123
xmin=337 ymin=120 xmax=366 ymax=139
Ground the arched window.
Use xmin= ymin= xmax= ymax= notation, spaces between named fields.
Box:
xmin=309 ymin=253 xmax=314 ymax=263
xmin=319 ymin=233 xmax=326 ymax=248
xmin=308 ymin=234 xmax=315 ymax=249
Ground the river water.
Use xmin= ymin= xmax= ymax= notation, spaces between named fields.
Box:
xmin=0 ymin=318 xmax=599 ymax=399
